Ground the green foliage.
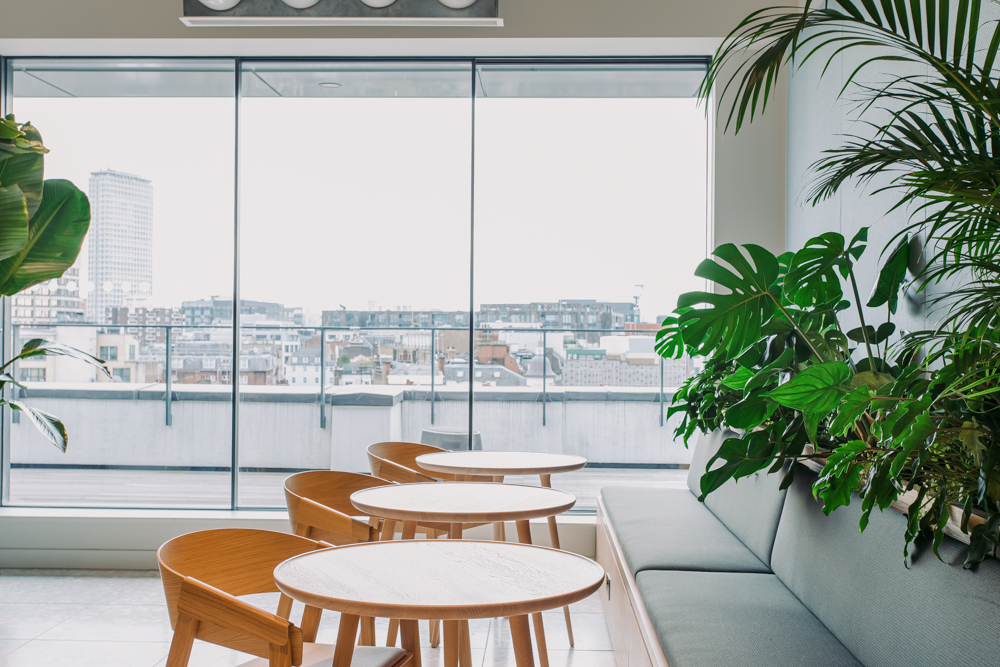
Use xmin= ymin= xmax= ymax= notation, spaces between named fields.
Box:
xmin=666 ymin=0 xmax=1000 ymax=567
xmin=0 ymin=116 xmax=104 ymax=451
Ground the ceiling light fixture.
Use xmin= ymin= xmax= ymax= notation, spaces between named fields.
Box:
xmin=318 ymin=82 xmax=343 ymax=88
xmin=438 ymin=0 xmax=478 ymax=7
xmin=280 ymin=0 xmax=321 ymax=8
xmin=360 ymin=0 xmax=398 ymax=6
xmin=197 ymin=0 xmax=242 ymax=9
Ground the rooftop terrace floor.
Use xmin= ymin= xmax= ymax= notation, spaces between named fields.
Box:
xmin=7 ymin=467 xmax=689 ymax=510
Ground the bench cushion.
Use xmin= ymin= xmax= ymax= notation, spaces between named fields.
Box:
xmin=601 ymin=486 xmax=770 ymax=575
xmin=635 ymin=570 xmax=862 ymax=667
xmin=772 ymin=468 xmax=1000 ymax=667
xmin=687 ymin=429 xmax=788 ymax=569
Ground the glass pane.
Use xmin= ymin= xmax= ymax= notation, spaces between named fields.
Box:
xmin=473 ymin=62 xmax=708 ymax=511
xmin=236 ymin=61 xmax=472 ymax=508
xmin=6 ymin=59 xmax=235 ymax=509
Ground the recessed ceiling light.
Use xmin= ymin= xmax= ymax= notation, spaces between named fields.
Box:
xmin=318 ymin=82 xmax=343 ymax=89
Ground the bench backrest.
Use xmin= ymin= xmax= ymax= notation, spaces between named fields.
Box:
xmin=686 ymin=430 xmax=788 ymax=569
xmin=771 ymin=468 xmax=1000 ymax=667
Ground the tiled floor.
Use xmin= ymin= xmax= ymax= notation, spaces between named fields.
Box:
xmin=0 ymin=569 xmax=615 ymax=667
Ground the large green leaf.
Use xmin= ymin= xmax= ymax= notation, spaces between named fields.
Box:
xmin=784 ymin=230 xmax=867 ymax=307
xmin=676 ymin=244 xmax=780 ymax=359
xmin=0 ymin=119 xmax=46 ymax=220
xmin=9 ymin=400 xmax=68 ymax=452
xmin=0 ymin=179 xmax=90 ymax=296
xmin=765 ymin=361 xmax=852 ymax=412
xmin=3 ymin=338 xmax=110 ymax=377
xmin=0 ymin=185 xmax=29 ymax=261
xmin=867 ymin=235 xmax=909 ymax=313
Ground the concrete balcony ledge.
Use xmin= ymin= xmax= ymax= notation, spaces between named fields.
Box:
xmin=16 ymin=382 xmax=678 ymax=406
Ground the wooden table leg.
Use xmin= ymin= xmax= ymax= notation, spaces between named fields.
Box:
xmin=358 ymin=616 xmax=376 ymax=646
xmin=515 ymin=521 xmax=550 ymax=667
xmin=332 ymin=613 xmax=360 ymax=667
xmin=449 ymin=523 xmax=463 ymax=539
xmin=401 ymin=520 xmax=417 ymax=541
xmin=509 ymin=615 xmax=535 ymax=667
xmin=381 ymin=518 xmax=398 ymax=541
xmin=444 ymin=620 xmax=460 ymax=667
xmin=430 ymin=620 xmax=441 ymax=648
xmin=301 ymin=605 xmax=322 ymax=643
xmin=492 ymin=476 xmax=507 ymax=541
xmin=458 ymin=620 xmax=472 ymax=667
xmin=539 ymin=474 xmax=574 ymax=646
xmin=400 ymin=619 xmax=422 ymax=667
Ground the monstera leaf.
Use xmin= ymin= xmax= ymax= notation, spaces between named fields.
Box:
xmin=785 ymin=228 xmax=867 ymax=307
xmin=0 ymin=179 xmax=90 ymax=296
xmin=868 ymin=235 xmax=909 ymax=314
xmin=676 ymin=244 xmax=781 ymax=359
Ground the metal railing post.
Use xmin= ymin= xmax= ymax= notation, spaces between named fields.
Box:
xmin=542 ymin=330 xmax=547 ymax=427
xmin=10 ymin=324 xmax=18 ymax=425
xmin=430 ymin=328 xmax=436 ymax=425
xmin=319 ymin=328 xmax=327 ymax=429
xmin=165 ymin=326 xmax=172 ymax=426
xmin=660 ymin=355 xmax=664 ymax=427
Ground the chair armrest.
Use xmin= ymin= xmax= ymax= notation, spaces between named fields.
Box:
xmin=295 ymin=496 xmax=377 ymax=543
xmin=177 ymin=577 xmax=293 ymax=647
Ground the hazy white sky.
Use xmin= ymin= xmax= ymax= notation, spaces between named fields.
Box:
xmin=15 ymin=94 xmax=707 ymax=323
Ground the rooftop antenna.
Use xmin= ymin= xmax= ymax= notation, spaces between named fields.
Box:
xmin=633 ymin=285 xmax=644 ymax=308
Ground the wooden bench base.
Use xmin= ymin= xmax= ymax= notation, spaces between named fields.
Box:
xmin=595 ymin=498 xmax=668 ymax=667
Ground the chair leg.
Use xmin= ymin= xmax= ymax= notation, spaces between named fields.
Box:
xmin=165 ymin=614 xmax=199 ymax=667
xmin=269 ymin=641 xmax=293 ymax=667
xmin=381 ymin=518 xmax=398 ymax=541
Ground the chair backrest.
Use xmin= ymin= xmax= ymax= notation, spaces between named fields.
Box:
xmin=158 ymin=528 xmax=322 ymax=626
xmin=367 ymin=441 xmax=448 ymax=483
xmin=284 ymin=471 xmax=386 ymax=544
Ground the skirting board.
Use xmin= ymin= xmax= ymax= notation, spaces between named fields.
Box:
xmin=0 ymin=508 xmax=595 ymax=569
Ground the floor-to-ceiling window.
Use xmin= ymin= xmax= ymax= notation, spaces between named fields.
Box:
xmin=1 ymin=56 xmax=708 ymax=510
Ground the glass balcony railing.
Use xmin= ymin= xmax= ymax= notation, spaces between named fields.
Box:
xmin=4 ymin=322 xmax=694 ymax=510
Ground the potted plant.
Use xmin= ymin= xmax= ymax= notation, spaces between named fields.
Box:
xmin=660 ymin=0 xmax=1000 ymax=565
xmin=0 ymin=114 xmax=108 ymax=451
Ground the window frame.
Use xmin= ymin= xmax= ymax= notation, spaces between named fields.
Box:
xmin=0 ymin=54 xmax=711 ymax=511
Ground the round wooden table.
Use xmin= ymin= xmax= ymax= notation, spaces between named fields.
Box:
xmin=274 ymin=540 xmax=604 ymax=667
xmin=351 ymin=482 xmax=577 ymax=667
xmin=414 ymin=451 xmax=588 ymax=644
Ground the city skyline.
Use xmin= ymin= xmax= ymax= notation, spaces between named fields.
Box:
xmin=13 ymin=95 xmax=707 ymax=321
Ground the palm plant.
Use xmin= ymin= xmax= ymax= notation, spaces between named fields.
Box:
xmin=0 ymin=114 xmax=108 ymax=451
xmin=659 ymin=0 xmax=1000 ymax=564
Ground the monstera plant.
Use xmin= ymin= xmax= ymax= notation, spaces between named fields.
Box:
xmin=659 ymin=0 xmax=1000 ymax=565
xmin=0 ymin=114 xmax=108 ymax=451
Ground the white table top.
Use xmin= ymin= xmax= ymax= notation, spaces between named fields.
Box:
xmin=415 ymin=451 xmax=588 ymax=477
xmin=273 ymin=540 xmax=605 ymax=620
xmin=350 ymin=482 xmax=576 ymax=523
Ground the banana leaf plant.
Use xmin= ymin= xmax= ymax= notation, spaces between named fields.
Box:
xmin=660 ymin=0 xmax=1000 ymax=566
xmin=0 ymin=114 xmax=108 ymax=451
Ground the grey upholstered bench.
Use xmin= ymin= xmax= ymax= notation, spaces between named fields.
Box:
xmin=596 ymin=431 xmax=1000 ymax=667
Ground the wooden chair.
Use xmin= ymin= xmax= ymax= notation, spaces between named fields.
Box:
xmin=157 ymin=528 xmax=411 ymax=667
xmin=284 ymin=470 xmax=442 ymax=648
xmin=367 ymin=441 xmax=491 ymax=483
